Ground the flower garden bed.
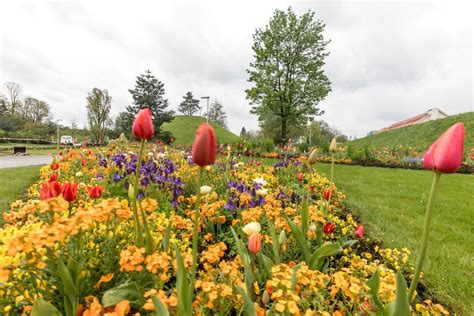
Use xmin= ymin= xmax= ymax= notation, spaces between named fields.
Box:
xmin=0 ymin=142 xmax=451 ymax=315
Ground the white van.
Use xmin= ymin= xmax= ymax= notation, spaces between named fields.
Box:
xmin=60 ymin=135 xmax=74 ymax=145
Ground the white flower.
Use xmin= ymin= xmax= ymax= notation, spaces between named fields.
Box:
xmin=256 ymin=188 xmax=268 ymax=196
xmin=157 ymin=153 xmax=166 ymax=158
xmin=75 ymin=171 xmax=83 ymax=177
xmin=234 ymin=162 xmax=244 ymax=168
xmin=242 ymin=222 xmax=261 ymax=235
xmin=253 ymin=177 xmax=266 ymax=187
xmin=200 ymin=185 xmax=212 ymax=195
xmin=147 ymin=152 xmax=154 ymax=157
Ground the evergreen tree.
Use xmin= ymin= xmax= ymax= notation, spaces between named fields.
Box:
xmin=178 ymin=91 xmax=201 ymax=116
xmin=207 ymin=100 xmax=227 ymax=128
xmin=240 ymin=126 xmax=247 ymax=138
xmin=127 ymin=70 xmax=175 ymax=141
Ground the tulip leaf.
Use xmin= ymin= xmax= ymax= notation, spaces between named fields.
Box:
xmin=234 ymin=285 xmax=257 ymax=316
xmin=175 ymin=247 xmax=191 ymax=316
xmin=341 ymin=239 xmax=358 ymax=248
xmin=161 ymin=224 xmax=172 ymax=252
xmin=291 ymin=263 xmax=302 ymax=291
xmin=31 ymin=298 xmax=62 ymax=316
xmin=385 ymin=272 xmax=411 ymax=316
xmin=309 ymin=242 xmax=342 ymax=270
xmin=367 ymin=269 xmax=385 ymax=312
xmin=301 ymin=198 xmax=309 ymax=235
xmin=102 ymin=282 xmax=144 ymax=309
xmin=56 ymin=257 xmax=78 ymax=313
xmin=285 ymin=217 xmax=310 ymax=262
xmin=266 ymin=219 xmax=280 ymax=264
xmin=231 ymin=228 xmax=255 ymax=300
xmin=152 ymin=295 xmax=170 ymax=316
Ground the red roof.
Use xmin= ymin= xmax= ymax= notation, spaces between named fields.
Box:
xmin=386 ymin=113 xmax=429 ymax=129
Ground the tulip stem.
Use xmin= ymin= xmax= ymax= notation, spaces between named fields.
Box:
xmin=330 ymin=153 xmax=334 ymax=184
xmin=408 ymin=171 xmax=441 ymax=301
xmin=190 ymin=167 xmax=205 ymax=309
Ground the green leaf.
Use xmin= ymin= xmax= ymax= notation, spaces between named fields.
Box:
xmin=234 ymin=285 xmax=257 ymax=316
xmin=285 ymin=217 xmax=310 ymax=262
xmin=291 ymin=263 xmax=302 ymax=291
xmin=341 ymin=239 xmax=358 ymax=248
xmin=31 ymin=298 xmax=62 ymax=316
xmin=162 ymin=224 xmax=172 ymax=252
xmin=231 ymin=228 xmax=255 ymax=300
xmin=56 ymin=258 xmax=78 ymax=310
xmin=308 ymin=242 xmax=342 ymax=270
xmin=152 ymin=295 xmax=170 ymax=316
xmin=102 ymin=282 xmax=144 ymax=309
xmin=267 ymin=219 xmax=280 ymax=264
xmin=386 ymin=272 xmax=411 ymax=316
xmin=301 ymin=198 xmax=309 ymax=235
xmin=175 ymin=247 xmax=191 ymax=316
xmin=367 ymin=269 xmax=384 ymax=312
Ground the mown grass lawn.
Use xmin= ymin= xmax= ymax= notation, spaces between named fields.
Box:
xmin=315 ymin=163 xmax=473 ymax=314
xmin=0 ymin=165 xmax=41 ymax=223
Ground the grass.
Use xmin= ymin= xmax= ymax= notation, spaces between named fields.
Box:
xmin=316 ymin=163 xmax=473 ymax=314
xmin=349 ymin=111 xmax=473 ymax=152
xmin=245 ymin=156 xmax=472 ymax=313
xmin=0 ymin=165 xmax=42 ymax=224
xmin=162 ymin=115 xmax=240 ymax=146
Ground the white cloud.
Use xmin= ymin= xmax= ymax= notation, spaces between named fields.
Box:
xmin=0 ymin=0 xmax=472 ymax=137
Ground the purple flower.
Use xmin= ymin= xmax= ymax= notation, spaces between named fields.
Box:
xmin=99 ymin=158 xmax=107 ymax=167
xmin=113 ymin=173 xmax=122 ymax=182
xmin=97 ymin=172 xmax=104 ymax=180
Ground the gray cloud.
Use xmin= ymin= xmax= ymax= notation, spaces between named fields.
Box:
xmin=0 ymin=0 xmax=472 ymax=138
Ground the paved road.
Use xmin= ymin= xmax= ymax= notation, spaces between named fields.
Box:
xmin=0 ymin=155 xmax=53 ymax=169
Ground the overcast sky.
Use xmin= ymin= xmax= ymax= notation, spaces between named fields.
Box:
xmin=0 ymin=0 xmax=472 ymax=138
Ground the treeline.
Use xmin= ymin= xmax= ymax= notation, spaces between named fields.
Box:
xmin=1 ymin=70 xmax=229 ymax=144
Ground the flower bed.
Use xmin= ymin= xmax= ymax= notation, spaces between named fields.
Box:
xmin=0 ymin=143 xmax=451 ymax=315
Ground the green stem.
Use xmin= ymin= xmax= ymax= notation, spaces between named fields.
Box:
xmin=133 ymin=139 xmax=146 ymax=247
xmin=330 ymin=153 xmax=334 ymax=184
xmin=408 ymin=172 xmax=441 ymax=301
xmin=190 ymin=167 xmax=205 ymax=309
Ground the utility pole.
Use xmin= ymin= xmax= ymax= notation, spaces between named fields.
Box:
xmin=201 ymin=96 xmax=210 ymax=123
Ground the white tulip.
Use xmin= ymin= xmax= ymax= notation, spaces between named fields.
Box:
xmin=253 ymin=177 xmax=266 ymax=187
xmin=200 ymin=185 xmax=212 ymax=195
xmin=242 ymin=222 xmax=261 ymax=235
xmin=256 ymin=188 xmax=268 ymax=196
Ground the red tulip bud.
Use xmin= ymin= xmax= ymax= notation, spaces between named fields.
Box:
xmin=323 ymin=188 xmax=331 ymax=201
xmin=132 ymin=108 xmax=154 ymax=140
xmin=62 ymin=182 xmax=78 ymax=202
xmin=248 ymin=232 xmax=262 ymax=254
xmin=87 ymin=185 xmax=104 ymax=199
xmin=297 ymin=173 xmax=304 ymax=181
xmin=50 ymin=162 xmax=60 ymax=170
xmin=81 ymin=159 xmax=86 ymax=166
xmin=49 ymin=174 xmax=58 ymax=182
xmin=192 ymin=123 xmax=216 ymax=167
xmin=354 ymin=225 xmax=364 ymax=239
xmin=40 ymin=181 xmax=62 ymax=200
xmin=323 ymin=222 xmax=335 ymax=235
xmin=423 ymin=123 xmax=465 ymax=174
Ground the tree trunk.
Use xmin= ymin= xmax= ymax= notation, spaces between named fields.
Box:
xmin=281 ymin=116 xmax=287 ymax=147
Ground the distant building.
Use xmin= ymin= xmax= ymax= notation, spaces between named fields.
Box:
xmin=380 ymin=108 xmax=449 ymax=132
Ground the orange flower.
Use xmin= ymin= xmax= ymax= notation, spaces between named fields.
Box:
xmin=248 ymin=232 xmax=262 ymax=254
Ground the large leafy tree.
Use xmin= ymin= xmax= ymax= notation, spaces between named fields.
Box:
xmin=178 ymin=91 xmax=201 ymax=116
xmin=114 ymin=111 xmax=134 ymax=139
xmin=21 ymin=97 xmax=51 ymax=124
xmin=207 ymin=100 xmax=227 ymax=128
xmin=86 ymin=88 xmax=112 ymax=144
xmin=127 ymin=70 xmax=174 ymax=142
xmin=4 ymin=82 xmax=22 ymax=116
xmin=246 ymin=7 xmax=331 ymax=146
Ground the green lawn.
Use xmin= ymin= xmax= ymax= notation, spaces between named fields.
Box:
xmin=314 ymin=163 xmax=473 ymax=314
xmin=0 ymin=166 xmax=41 ymax=223
xmin=162 ymin=115 xmax=240 ymax=145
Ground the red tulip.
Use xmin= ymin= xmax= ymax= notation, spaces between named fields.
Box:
xmin=248 ymin=232 xmax=262 ymax=254
xmin=62 ymin=182 xmax=78 ymax=202
xmin=132 ymin=108 xmax=154 ymax=140
xmin=297 ymin=173 xmax=304 ymax=181
xmin=50 ymin=162 xmax=59 ymax=170
xmin=323 ymin=188 xmax=331 ymax=201
xmin=192 ymin=123 xmax=216 ymax=167
xmin=40 ymin=181 xmax=62 ymax=200
xmin=354 ymin=225 xmax=364 ymax=239
xmin=49 ymin=174 xmax=58 ymax=182
xmin=423 ymin=123 xmax=465 ymax=174
xmin=323 ymin=222 xmax=335 ymax=235
xmin=87 ymin=185 xmax=104 ymax=199
xmin=81 ymin=159 xmax=87 ymax=166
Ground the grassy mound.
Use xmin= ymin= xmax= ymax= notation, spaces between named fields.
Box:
xmin=162 ymin=115 xmax=240 ymax=145
xmin=350 ymin=112 xmax=473 ymax=151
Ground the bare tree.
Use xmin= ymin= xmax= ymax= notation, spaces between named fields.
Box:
xmin=86 ymin=88 xmax=112 ymax=144
xmin=4 ymin=82 xmax=22 ymax=115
